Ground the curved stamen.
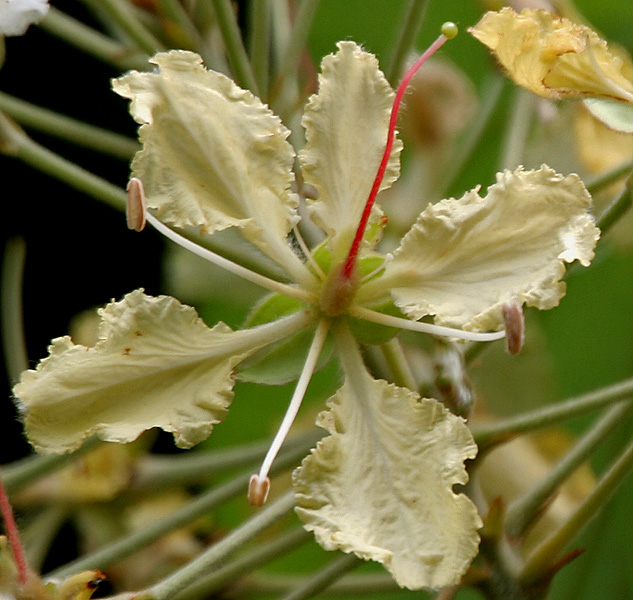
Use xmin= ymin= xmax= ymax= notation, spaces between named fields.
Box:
xmin=293 ymin=225 xmax=326 ymax=280
xmin=349 ymin=305 xmax=506 ymax=342
xmin=127 ymin=178 xmax=315 ymax=304
xmin=342 ymin=26 xmax=457 ymax=280
xmin=360 ymin=253 xmax=393 ymax=284
xmin=249 ymin=318 xmax=330 ymax=506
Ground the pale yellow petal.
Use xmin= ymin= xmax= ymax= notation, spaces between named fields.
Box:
xmin=293 ymin=374 xmax=481 ymax=589
xmin=299 ymin=42 xmax=402 ymax=261
xmin=14 ymin=290 xmax=309 ymax=454
xmin=470 ymin=8 xmax=633 ymax=103
xmin=365 ymin=166 xmax=599 ymax=331
xmin=112 ymin=51 xmax=302 ymax=275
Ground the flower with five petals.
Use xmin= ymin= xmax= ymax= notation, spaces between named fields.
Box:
xmin=14 ymin=35 xmax=599 ymax=589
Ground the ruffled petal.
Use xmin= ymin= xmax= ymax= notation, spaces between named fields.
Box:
xmin=293 ymin=371 xmax=480 ymax=589
xmin=299 ymin=42 xmax=402 ymax=261
xmin=469 ymin=8 xmax=633 ymax=104
xmin=14 ymin=290 xmax=310 ymax=453
xmin=112 ymin=51 xmax=303 ymax=276
xmin=364 ymin=166 xmax=599 ymax=331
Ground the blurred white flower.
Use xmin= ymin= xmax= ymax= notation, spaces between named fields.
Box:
xmin=0 ymin=0 xmax=49 ymax=36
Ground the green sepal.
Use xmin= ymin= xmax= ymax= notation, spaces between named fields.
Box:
xmin=237 ymin=325 xmax=334 ymax=384
xmin=310 ymin=239 xmax=386 ymax=280
xmin=243 ymin=292 xmax=306 ymax=328
xmin=348 ymin=300 xmax=405 ymax=345
xmin=239 ymin=293 xmax=332 ymax=384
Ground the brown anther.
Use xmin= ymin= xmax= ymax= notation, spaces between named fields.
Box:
xmin=248 ymin=474 xmax=270 ymax=506
xmin=503 ymin=300 xmax=525 ymax=355
xmin=126 ymin=177 xmax=147 ymax=232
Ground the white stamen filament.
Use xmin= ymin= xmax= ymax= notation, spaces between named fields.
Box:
xmin=144 ymin=212 xmax=314 ymax=304
xmin=349 ymin=305 xmax=506 ymax=342
xmin=249 ymin=318 xmax=330 ymax=506
xmin=360 ymin=253 xmax=392 ymax=284
xmin=293 ymin=225 xmax=326 ymax=280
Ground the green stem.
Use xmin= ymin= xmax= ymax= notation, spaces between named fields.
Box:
xmin=385 ymin=0 xmax=429 ymax=85
xmin=249 ymin=0 xmax=271 ymax=100
xmin=595 ymin=178 xmax=633 ymax=234
xmin=520 ymin=435 xmax=633 ymax=584
xmin=277 ymin=0 xmax=320 ymax=80
xmin=211 ymin=0 xmax=259 ymax=93
xmin=134 ymin=430 xmax=320 ymax=489
xmin=472 ymin=377 xmax=633 ymax=449
xmin=149 ymin=491 xmax=296 ymax=600
xmin=0 ymin=113 xmax=126 ymax=212
xmin=270 ymin=0 xmax=291 ymax=67
xmin=379 ymin=338 xmax=416 ymax=390
xmin=192 ymin=0 xmax=214 ymax=33
xmin=1 ymin=238 xmax=28 ymax=385
xmin=585 ymin=158 xmax=633 ymax=195
xmin=0 ymin=92 xmax=139 ymax=160
xmin=498 ymin=87 xmax=534 ymax=171
xmin=155 ymin=0 xmax=200 ymax=49
xmin=48 ymin=436 xmax=316 ymax=579
xmin=22 ymin=506 xmax=68 ymax=572
xmin=2 ymin=438 xmax=101 ymax=495
xmin=0 ymin=114 xmax=295 ymax=283
xmin=80 ymin=0 xmax=164 ymax=56
xmin=235 ymin=572 xmax=400 ymax=595
xmin=39 ymin=8 xmax=149 ymax=71
xmin=279 ymin=553 xmax=362 ymax=600
xmin=504 ymin=401 xmax=633 ymax=539
xmin=172 ymin=528 xmax=312 ymax=600
xmin=439 ymin=72 xmax=505 ymax=196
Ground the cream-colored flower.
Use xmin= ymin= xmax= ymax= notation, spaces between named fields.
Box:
xmin=469 ymin=7 xmax=633 ymax=131
xmin=15 ymin=40 xmax=599 ymax=589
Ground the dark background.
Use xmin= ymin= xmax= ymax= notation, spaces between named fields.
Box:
xmin=0 ymin=1 xmax=163 ymax=463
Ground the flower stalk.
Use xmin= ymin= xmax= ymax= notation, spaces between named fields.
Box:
xmin=148 ymin=491 xmax=296 ymax=600
xmin=473 ymin=377 xmax=633 ymax=450
xmin=504 ymin=400 xmax=633 ymax=539
xmin=520 ymin=434 xmax=633 ymax=585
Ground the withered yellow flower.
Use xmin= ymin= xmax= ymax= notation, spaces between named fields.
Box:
xmin=469 ymin=8 xmax=633 ymax=105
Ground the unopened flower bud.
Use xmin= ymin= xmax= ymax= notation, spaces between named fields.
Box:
xmin=400 ymin=57 xmax=477 ymax=149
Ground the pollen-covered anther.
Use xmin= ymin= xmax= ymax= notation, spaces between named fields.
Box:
xmin=248 ymin=474 xmax=271 ymax=506
xmin=126 ymin=177 xmax=147 ymax=232
xmin=503 ymin=300 xmax=525 ymax=355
